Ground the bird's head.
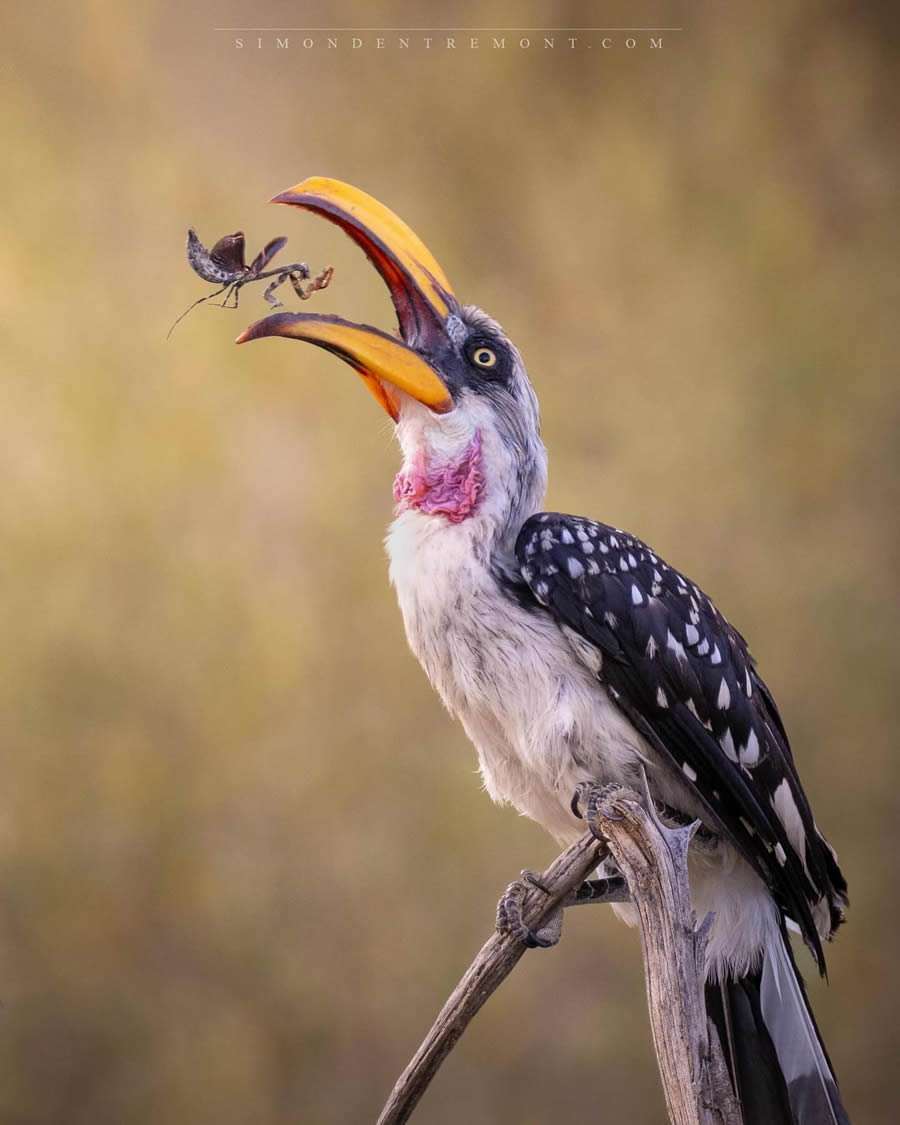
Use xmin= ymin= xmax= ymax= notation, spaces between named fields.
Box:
xmin=238 ymin=178 xmax=547 ymax=545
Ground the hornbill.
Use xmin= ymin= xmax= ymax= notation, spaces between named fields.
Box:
xmin=237 ymin=178 xmax=850 ymax=1125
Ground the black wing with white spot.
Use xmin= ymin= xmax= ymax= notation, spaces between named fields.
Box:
xmin=516 ymin=512 xmax=847 ymax=971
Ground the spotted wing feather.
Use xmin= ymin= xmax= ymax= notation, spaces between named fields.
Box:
xmin=516 ymin=512 xmax=847 ymax=972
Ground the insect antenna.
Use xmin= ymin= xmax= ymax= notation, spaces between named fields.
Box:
xmin=166 ymin=283 xmax=231 ymax=339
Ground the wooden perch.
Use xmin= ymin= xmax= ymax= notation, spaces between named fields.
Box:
xmin=375 ymin=830 xmax=608 ymax=1125
xmin=375 ymin=783 xmax=741 ymax=1125
xmin=592 ymin=783 xmax=741 ymax=1125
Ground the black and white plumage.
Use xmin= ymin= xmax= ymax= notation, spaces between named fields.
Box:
xmin=517 ymin=514 xmax=848 ymax=1124
xmin=239 ymin=178 xmax=851 ymax=1125
xmin=517 ymin=512 xmax=847 ymax=973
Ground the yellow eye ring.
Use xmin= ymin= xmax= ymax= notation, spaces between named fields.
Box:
xmin=472 ymin=346 xmax=497 ymax=368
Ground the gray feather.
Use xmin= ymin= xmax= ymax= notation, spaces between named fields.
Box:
xmin=761 ymin=936 xmax=846 ymax=1124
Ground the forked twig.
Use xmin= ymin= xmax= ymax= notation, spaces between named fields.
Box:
xmin=375 ymin=783 xmax=740 ymax=1125
xmin=375 ymin=832 xmax=607 ymax=1125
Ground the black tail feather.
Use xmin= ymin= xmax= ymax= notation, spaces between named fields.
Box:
xmin=707 ymin=972 xmax=795 ymax=1124
xmin=706 ymin=936 xmax=850 ymax=1124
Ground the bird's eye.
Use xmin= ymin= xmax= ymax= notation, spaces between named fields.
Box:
xmin=472 ymin=346 xmax=497 ymax=368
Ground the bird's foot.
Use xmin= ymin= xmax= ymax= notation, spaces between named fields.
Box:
xmin=496 ymin=867 xmax=630 ymax=948
xmin=570 ymin=780 xmax=625 ymax=833
xmin=496 ymin=871 xmax=563 ymax=948
xmin=571 ymin=779 xmax=717 ymax=852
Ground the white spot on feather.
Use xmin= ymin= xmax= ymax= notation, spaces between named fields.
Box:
xmin=685 ymin=624 xmax=700 ymax=646
xmin=561 ymin=527 xmax=574 ymax=544
xmin=666 ymin=630 xmax=687 ymax=662
xmin=682 ymin=762 xmax=697 ymax=782
xmin=631 ymin=584 xmax=643 ymax=606
xmin=720 ymin=729 xmax=737 ymax=761
xmin=740 ymin=729 xmax=760 ymax=767
xmin=697 ymin=638 xmax=710 ymax=656
xmin=656 ymin=686 xmax=669 ymax=708
xmin=710 ymin=643 xmax=722 ymax=665
xmin=717 ymin=678 xmax=731 ymax=709
xmin=567 ymin=556 xmax=584 ymax=579
xmin=771 ymin=779 xmax=808 ymax=868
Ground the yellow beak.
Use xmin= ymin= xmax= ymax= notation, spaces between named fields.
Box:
xmin=236 ymin=177 xmax=457 ymax=419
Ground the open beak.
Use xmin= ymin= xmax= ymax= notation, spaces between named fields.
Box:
xmin=236 ymin=177 xmax=457 ymax=420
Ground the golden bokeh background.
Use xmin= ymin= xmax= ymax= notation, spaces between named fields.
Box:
xmin=1 ymin=1 xmax=897 ymax=1121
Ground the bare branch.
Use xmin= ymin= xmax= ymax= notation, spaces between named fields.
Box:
xmin=376 ymin=782 xmax=741 ymax=1125
xmin=587 ymin=784 xmax=741 ymax=1125
xmin=375 ymin=832 xmax=606 ymax=1125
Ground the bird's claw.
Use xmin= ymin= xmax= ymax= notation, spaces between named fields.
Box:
xmin=521 ymin=869 xmax=552 ymax=895
xmin=570 ymin=787 xmax=586 ymax=819
xmin=496 ymin=878 xmax=562 ymax=949
xmin=571 ymin=782 xmax=624 ymax=838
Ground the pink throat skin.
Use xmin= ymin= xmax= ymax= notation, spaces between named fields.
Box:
xmin=393 ymin=432 xmax=485 ymax=524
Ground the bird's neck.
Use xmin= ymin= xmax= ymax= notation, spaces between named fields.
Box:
xmin=392 ymin=432 xmax=485 ymax=525
xmin=387 ymin=422 xmax=547 ymax=697
xmin=390 ymin=412 xmax=547 ymax=560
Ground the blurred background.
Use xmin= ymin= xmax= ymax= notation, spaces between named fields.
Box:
xmin=1 ymin=0 xmax=897 ymax=1121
